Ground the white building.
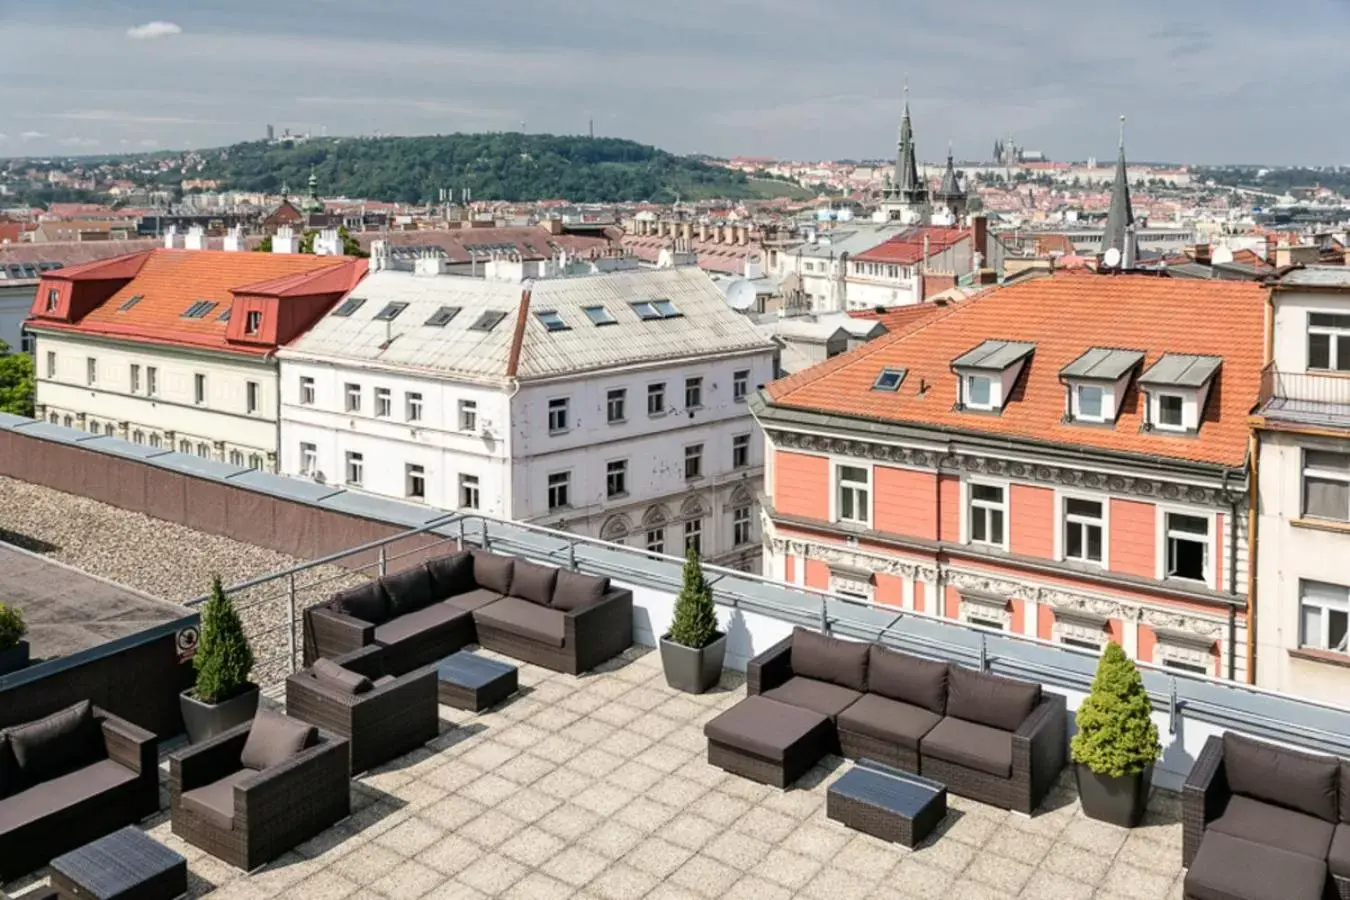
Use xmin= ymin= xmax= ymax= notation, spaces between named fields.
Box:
xmin=277 ymin=259 xmax=779 ymax=571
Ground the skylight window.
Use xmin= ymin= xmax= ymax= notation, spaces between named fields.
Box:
xmin=535 ymin=310 xmax=569 ymax=332
xmin=584 ymin=305 xmax=617 ymax=326
xmin=332 ymin=297 xmax=366 ymax=317
xmin=117 ymin=294 xmax=143 ymax=312
xmin=469 ymin=311 xmax=508 ymax=332
xmin=425 ymin=306 xmax=460 ymax=327
xmin=373 ymin=302 xmax=409 ymax=322
xmin=872 ymin=368 xmax=906 ymax=392
xmin=631 ymin=301 xmax=661 ymax=321
xmin=631 ymin=299 xmax=681 ymax=321
xmin=181 ymin=300 xmax=218 ymax=319
xmin=218 ymin=308 xmax=232 ymax=322
xmin=652 ymin=299 xmax=681 ymax=318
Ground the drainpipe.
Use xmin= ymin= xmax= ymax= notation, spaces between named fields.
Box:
xmin=1222 ymin=466 xmax=1239 ymax=681
xmin=1245 ymin=436 xmax=1260 ymax=684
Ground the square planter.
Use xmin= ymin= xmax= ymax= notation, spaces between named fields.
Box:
xmin=0 ymin=639 xmax=30 ymax=677
xmin=180 ymin=683 xmax=260 ymax=744
xmin=660 ymin=631 xmax=727 ymax=694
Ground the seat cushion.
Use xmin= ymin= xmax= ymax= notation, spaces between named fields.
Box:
xmin=372 ymin=675 xmax=397 ymax=688
xmin=762 ymin=676 xmax=862 ymax=721
xmin=373 ymin=601 xmax=472 ymax=647
xmin=380 ymin=564 xmax=436 ymax=617
xmin=179 ymin=768 xmax=258 ymax=832
xmin=512 ymin=560 xmax=559 ymax=607
xmin=790 ymin=627 xmax=870 ymax=692
xmin=703 ymin=696 xmax=831 ymax=763
xmin=5 ymin=700 xmax=103 ymax=786
xmin=867 ymin=645 xmax=948 ymax=714
xmin=311 ymin=658 xmax=372 ymax=695
xmin=425 ymin=552 xmax=475 ymax=599
xmin=0 ymin=759 xmax=137 ymax=831
xmin=332 ymin=581 xmax=390 ymax=626
xmin=837 ymin=693 xmax=942 ymax=750
xmin=552 ymin=570 xmax=611 ymax=612
xmin=920 ymin=716 xmax=1013 ymax=778
xmin=1208 ymin=794 xmax=1335 ymax=860
xmin=1184 ymin=831 xmax=1327 ymax=900
xmin=945 ymin=666 xmax=1040 ymax=733
xmin=475 ymin=597 xmax=566 ymax=648
xmin=444 ymin=589 xmax=504 ymax=614
xmin=240 ymin=710 xmax=317 ymax=772
xmin=1224 ymin=731 xmax=1340 ymax=823
xmin=472 ymin=551 xmax=515 ymax=595
xmin=1330 ymin=825 xmax=1350 ymax=879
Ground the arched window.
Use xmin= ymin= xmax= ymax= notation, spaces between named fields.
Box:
xmin=179 ymin=440 xmax=191 ymax=454
xmin=63 ymin=415 xmax=72 ymax=428
xmin=87 ymin=419 xmax=99 ymax=434
xmin=228 ymin=449 xmax=243 ymax=466
xmin=104 ymin=423 xmax=114 ymax=436
xmin=132 ymin=430 xmax=145 ymax=444
xmin=248 ymin=454 xmax=263 ymax=470
xmin=600 ymin=514 xmax=631 ymax=545
xmin=49 ymin=412 xmax=58 ymax=424
xmin=197 ymin=443 xmax=210 ymax=459
xmin=149 ymin=433 xmax=161 ymax=448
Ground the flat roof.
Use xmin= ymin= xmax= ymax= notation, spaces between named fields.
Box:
xmin=1060 ymin=347 xmax=1145 ymax=380
xmin=952 ymin=339 xmax=1037 ymax=370
xmin=1139 ymin=353 xmax=1222 ymax=387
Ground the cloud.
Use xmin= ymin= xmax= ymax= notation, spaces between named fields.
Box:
xmin=58 ymin=137 xmax=100 ymax=148
xmin=139 ymin=139 xmax=159 ymax=147
xmin=19 ymin=131 xmax=47 ymax=141
xmin=42 ymin=109 xmax=234 ymax=126
xmin=126 ymin=21 xmax=182 ymax=40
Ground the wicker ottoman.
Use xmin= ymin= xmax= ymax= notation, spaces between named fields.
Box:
xmin=1183 ymin=831 xmax=1326 ymax=900
xmin=704 ymin=695 xmax=832 ymax=788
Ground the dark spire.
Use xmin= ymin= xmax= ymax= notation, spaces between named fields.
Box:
xmin=893 ymin=82 xmax=926 ymax=203
xmin=937 ymin=143 xmax=964 ymax=201
xmin=1103 ymin=115 xmax=1136 ymax=260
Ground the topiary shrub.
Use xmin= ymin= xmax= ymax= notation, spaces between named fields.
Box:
xmin=0 ymin=602 xmax=26 ymax=650
xmin=668 ymin=548 xmax=720 ymax=649
xmin=193 ymin=575 xmax=255 ymax=704
xmin=1071 ymin=641 xmax=1160 ymax=777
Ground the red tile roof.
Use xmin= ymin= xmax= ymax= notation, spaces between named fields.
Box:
xmin=851 ymin=228 xmax=969 ymax=265
xmin=768 ymin=274 xmax=1268 ymax=466
xmin=848 ymin=302 xmax=951 ymax=335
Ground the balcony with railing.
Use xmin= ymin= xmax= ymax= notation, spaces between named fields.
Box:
xmin=1258 ymin=363 xmax=1350 ymax=428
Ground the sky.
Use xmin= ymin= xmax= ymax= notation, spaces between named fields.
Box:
xmin=2 ymin=0 xmax=1348 ymax=166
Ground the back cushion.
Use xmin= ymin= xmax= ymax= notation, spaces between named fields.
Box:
xmin=0 ymin=735 xmax=15 ymax=799
xmin=790 ymin=627 xmax=869 ymax=692
xmin=553 ymin=570 xmax=611 ymax=612
xmin=1224 ymin=732 xmax=1340 ymax=823
xmin=241 ymin=709 xmax=318 ymax=771
xmin=7 ymin=700 xmax=102 ymax=784
xmin=473 ymin=551 xmax=515 ymax=596
xmin=425 ymin=553 xmax=475 ymax=599
xmin=1342 ymin=764 xmax=1350 ymax=825
xmin=868 ymin=645 xmax=948 ymax=714
xmin=332 ymin=581 xmax=389 ymax=625
xmin=381 ymin=565 xmax=435 ymax=617
xmin=513 ymin=561 xmax=559 ymax=607
xmin=946 ymin=666 xmax=1041 ymax=732
xmin=312 ymin=658 xmax=373 ymax=695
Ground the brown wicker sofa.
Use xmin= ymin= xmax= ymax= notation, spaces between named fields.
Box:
xmin=304 ymin=549 xmax=633 ymax=676
xmin=1182 ymin=732 xmax=1350 ymax=900
xmin=744 ymin=627 xmax=1066 ymax=813
xmin=0 ymin=700 xmax=159 ymax=882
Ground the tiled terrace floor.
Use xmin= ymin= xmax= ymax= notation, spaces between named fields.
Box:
xmin=5 ymin=647 xmax=1188 ymax=900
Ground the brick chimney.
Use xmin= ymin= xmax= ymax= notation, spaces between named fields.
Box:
xmin=1193 ymin=243 xmax=1211 ymax=265
xmin=971 ymin=214 xmax=988 ymax=264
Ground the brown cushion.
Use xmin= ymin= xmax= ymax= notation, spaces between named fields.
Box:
xmin=1208 ymin=794 xmax=1335 ymax=860
xmin=761 ymin=676 xmax=862 ymax=721
xmin=179 ymin=768 xmax=258 ymax=832
xmin=512 ymin=560 xmax=559 ymax=607
xmin=311 ymin=658 xmax=373 ymax=694
xmin=836 ymin=693 xmax=942 ymax=750
xmin=703 ymin=696 xmax=831 ymax=763
xmin=1223 ymin=732 xmax=1340 ymax=823
xmin=332 ymin=581 xmax=389 ymax=625
xmin=425 ymin=552 xmax=475 ymax=599
xmin=920 ymin=716 xmax=1013 ymax=778
xmin=945 ymin=666 xmax=1041 ymax=732
xmin=444 ymin=588 xmax=504 ymax=613
xmin=552 ymin=570 xmax=610 ymax=612
xmin=1342 ymin=765 xmax=1350 ymax=825
xmin=0 ymin=759 xmax=137 ymax=832
xmin=0 ymin=735 xmax=14 ymax=799
xmin=867 ymin=645 xmax=948 ymax=714
xmin=372 ymin=601 xmax=470 ymax=648
xmin=1330 ymin=825 xmax=1350 ymax=879
xmin=239 ymin=710 xmax=317 ymax=771
xmin=380 ymin=564 xmax=435 ymax=616
xmin=1184 ymin=831 xmax=1328 ymax=900
xmin=6 ymin=700 xmax=102 ymax=785
xmin=473 ymin=551 xmax=515 ymax=595
xmin=474 ymin=597 xmax=566 ymax=647
xmin=790 ymin=627 xmax=869 ymax=692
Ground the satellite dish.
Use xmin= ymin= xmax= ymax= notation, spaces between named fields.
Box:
xmin=1103 ymin=247 xmax=1122 ymax=269
xmin=724 ymin=278 xmax=757 ymax=312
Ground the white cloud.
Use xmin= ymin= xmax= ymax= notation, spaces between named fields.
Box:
xmin=126 ymin=21 xmax=182 ymax=40
xmin=58 ymin=137 xmax=100 ymax=148
xmin=139 ymin=139 xmax=159 ymax=147
xmin=19 ymin=131 xmax=47 ymax=141
xmin=42 ymin=109 xmax=233 ymax=126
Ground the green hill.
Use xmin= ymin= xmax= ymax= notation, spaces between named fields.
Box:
xmin=191 ymin=133 xmax=811 ymax=204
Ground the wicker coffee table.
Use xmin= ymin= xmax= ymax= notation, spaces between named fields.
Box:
xmin=50 ymin=826 xmax=187 ymax=900
xmin=827 ymin=758 xmax=947 ymax=848
xmin=435 ymin=650 xmax=518 ymax=711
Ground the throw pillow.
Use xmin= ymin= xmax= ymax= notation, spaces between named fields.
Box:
xmin=312 ymin=658 xmax=374 ymax=694
xmin=552 ymin=570 xmax=610 ymax=612
xmin=789 ymin=627 xmax=869 ymax=692
xmin=6 ymin=700 xmax=102 ymax=784
xmin=867 ymin=645 xmax=948 ymax=714
xmin=1224 ymin=732 xmax=1339 ymax=823
xmin=472 ymin=551 xmax=515 ymax=595
xmin=380 ymin=564 xmax=435 ymax=616
xmin=425 ymin=552 xmax=475 ymax=599
xmin=332 ymin=581 xmax=390 ymax=625
xmin=512 ymin=561 xmax=559 ymax=607
xmin=946 ymin=666 xmax=1041 ymax=732
xmin=240 ymin=709 xmax=318 ymax=771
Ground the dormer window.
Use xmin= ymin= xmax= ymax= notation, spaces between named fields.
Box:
xmin=245 ymin=311 xmax=262 ymax=335
xmin=1059 ymin=347 xmax=1144 ymax=425
xmin=952 ymin=340 xmax=1035 ymax=413
xmin=46 ymin=288 xmax=59 ymax=312
xmin=966 ymin=375 xmax=992 ymax=409
xmin=1157 ymin=394 xmax=1184 ymax=430
xmin=1076 ymin=385 xmax=1104 ymax=421
xmin=1138 ymin=353 xmax=1221 ymax=435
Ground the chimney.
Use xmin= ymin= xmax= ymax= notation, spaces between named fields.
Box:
xmin=184 ymin=225 xmax=206 ymax=251
xmin=681 ymin=221 xmax=692 ymax=241
xmin=314 ymin=228 xmax=342 ymax=256
xmin=163 ymin=225 xmax=182 ymax=250
xmin=698 ymin=222 xmax=708 ymax=242
xmin=971 ymin=214 xmax=988 ymax=264
xmin=223 ymin=225 xmax=245 ymax=252
xmin=272 ymin=225 xmax=299 ymax=254
xmin=1193 ymin=242 xmax=1211 ymax=265
xmin=370 ymin=240 xmax=390 ymax=271
xmin=921 ymin=234 xmax=931 ymax=274
xmin=414 ymin=251 xmax=448 ymax=276
xmin=736 ymin=225 xmax=747 ymax=246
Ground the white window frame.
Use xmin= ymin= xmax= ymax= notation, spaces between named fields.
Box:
xmin=684 ymin=376 xmax=703 ymax=409
xmin=1301 ymin=448 xmax=1350 ymax=522
xmin=732 ymin=433 xmax=750 ymax=469
xmin=832 ymin=462 xmax=872 ymax=525
xmin=299 ymin=442 xmax=318 ymax=476
xmin=299 ymin=376 xmax=315 ymax=405
xmin=548 ymin=397 xmax=569 ymax=434
xmin=130 ymin=364 xmax=140 ymax=394
xmin=1155 ymin=506 xmax=1216 ymax=589
xmin=1054 ymin=490 xmax=1109 ymax=567
xmin=1074 ymin=384 xmax=1105 ymax=422
xmin=1155 ymin=392 xmax=1185 ymax=431
xmin=146 ymin=366 xmax=158 ymax=397
xmin=647 ymin=382 xmax=665 ymax=416
xmin=547 ymin=471 xmax=571 ymax=511
xmin=1299 ymin=580 xmax=1349 ymax=654
xmin=963 ymin=478 xmax=1009 ymax=550
xmin=406 ymin=463 xmax=426 ymax=500
xmin=374 ymin=387 xmax=392 ymax=418
xmin=245 ymin=310 xmax=262 ymax=335
xmin=458 ymin=399 xmax=477 ymax=431
xmin=407 ymin=392 xmax=424 ymax=422
xmin=684 ymin=443 xmax=703 ymax=480
xmin=606 ymin=459 xmax=627 ymax=498
xmin=646 ymin=528 xmax=665 ymax=556
xmin=345 ymin=451 xmax=364 ymax=486
xmin=459 ymin=473 xmax=480 ymax=510
xmin=684 ymin=517 xmax=703 ymax=555
xmin=344 ymin=383 xmax=361 ymax=413
xmin=965 ymin=374 xmax=993 ymax=410
xmin=1307 ymin=312 xmax=1350 ymax=372
xmin=733 ymin=368 xmax=750 ymax=402
xmin=607 ymin=388 xmax=626 ymax=424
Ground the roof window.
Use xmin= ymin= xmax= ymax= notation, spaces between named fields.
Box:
xmin=373 ymin=302 xmax=408 ymax=322
xmin=1059 ymin=347 xmax=1144 ymax=425
xmin=331 ymin=296 xmax=366 ymax=317
xmin=584 ymin=305 xmax=617 ymax=326
xmin=1138 ymin=353 xmax=1221 ymax=434
xmin=181 ymin=300 xmax=218 ymax=319
xmin=952 ymin=339 xmax=1035 ymax=413
xmin=218 ymin=308 xmax=231 ymax=322
xmin=425 ymin=306 xmax=460 ymax=327
xmin=631 ymin=301 xmax=661 ymax=321
xmin=872 ymin=368 xmax=906 ymax=392
xmin=535 ymin=310 xmax=570 ymax=332
xmin=117 ymin=294 xmax=143 ymax=312
xmin=469 ymin=311 xmax=508 ymax=332
xmin=631 ymin=299 xmax=681 ymax=321
xmin=652 ymin=299 xmax=681 ymax=318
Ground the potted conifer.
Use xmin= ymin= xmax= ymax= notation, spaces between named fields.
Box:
xmin=0 ymin=602 xmax=29 ymax=676
xmin=179 ymin=576 xmax=258 ymax=744
xmin=659 ymin=548 xmax=726 ymax=694
xmin=1071 ymin=641 xmax=1161 ymax=827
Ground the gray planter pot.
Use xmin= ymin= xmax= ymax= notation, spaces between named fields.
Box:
xmin=1075 ymin=762 xmax=1152 ymax=828
xmin=0 ymin=639 xmax=29 ymax=677
xmin=660 ymin=631 xmax=727 ymax=694
xmin=180 ymin=683 xmax=260 ymax=744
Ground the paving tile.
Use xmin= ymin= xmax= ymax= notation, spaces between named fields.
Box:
xmin=886 ymin=857 xmax=956 ymax=898
xmin=458 ymin=853 xmax=527 ymax=895
xmin=1018 ymin=869 xmax=1095 ymax=900
xmin=1038 ymin=839 xmax=1112 ymax=885
xmin=573 ymin=782 xmax=637 ymax=817
xmin=833 ymin=833 xmax=901 ymax=880
xmin=668 ymin=852 xmax=742 ymax=897
xmin=723 ymin=874 xmax=794 ymax=900
xmin=531 ymin=705 xmax=583 ymax=732
xmin=374 ymin=815 xmax=444 ymax=857
xmin=980 ymin=824 xmax=1053 ymax=866
xmin=614 ymin=795 xmax=678 ymax=833
xmin=287 ymin=870 xmax=359 ymax=900
xmin=580 ymin=819 xmax=646 ymax=859
xmin=678 ymin=757 xmax=730 ymax=789
xmin=1118 ymin=829 xmax=1184 ymax=874
xmin=458 ymin=808 xmax=521 ymax=848
xmin=1057 ymin=814 xmax=1130 ymax=856
xmin=534 ymin=733 xmax=586 ymax=760
xmin=499 ymin=825 xmax=567 ymax=867
xmin=663 ymin=811 xmax=722 ymax=851
xmin=587 ymin=862 xmax=660 ymax=900
xmin=569 ymin=747 xmax=628 ymax=777
xmin=731 ymin=805 xmax=798 ymax=843
xmin=625 ymin=835 xmax=695 ymax=879
xmin=635 ymin=741 xmax=692 ymax=773
xmin=908 ymin=830 xmax=977 ymax=872
xmin=944 ymin=879 xmax=1009 ymax=900
xmin=368 ymin=859 xmax=444 ymax=899
xmin=542 ymin=845 xmax=612 ymax=887
xmin=962 ymin=850 xmax=1033 ymax=894
xmin=590 ymin=702 xmax=644 ymax=727
xmin=459 ymin=771 xmax=521 ymax=806
xmin=535 ymin=765 xmax=594 ymax=800
xmin=801 ymin=865 xmax=876 ymax=900
xmin=781 ymin=821 xmax=853 ymax=861
xmin=416 ymin=834 xmax=483 ymax=876
xmin=647 ymin=773 xmax=708 ymax=809
xmin=702 ymin=830 xmax=773 ymax=872
xmin=504 ymin=872 xmax=575 ymax=900
xmin=692 ymin=790 xmax=752 ymax=825
xmin=421 ymin=795 xmax=486 ymax=831
xmin=610 ymin=760 xmax=665 ymax=792
xmin=1098 ymin=860 xmax=1176 ymax=899
xmin=496 ymin=723 xmax=551 ymax=750
xmin=538 ymin=803 xmax=602 ymax=841
xmin=932 ymin=809 xmax=1000 ymax=847
xmin=759 ymin=784 xmax=824 ymax=819
xmin=497 ymin=786 xmax=562 ymax=823
xmin=751 ymin=846 xmax=824 ymax=889
xmin=421 ymin=882 xmax=488 ymax=900
xmin=646 ymin=884 xmax=704 ymax=900
xmin=325 ymin=842 xmax=403 ymax=886
xmin=424 ymin=761 xmax=484 ymax=793
xmin=495 ymin=752 xmax=557 ymax=786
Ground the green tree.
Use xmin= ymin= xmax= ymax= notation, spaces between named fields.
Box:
xmin=1071 ymin=642 xmax=1161 ymax=777
xmin=298 ymin=229 xmax=317 ymax=254
xmin=0 ymin=340 xmax=36 ymax=417
xmin=338 ymin=225 xmax=367 ymax=257
xmin=668 ymin=548 xmax=719 ymax=649
xmin=193 ymin=575 xmax=255 ymax=704
xmin=254 ymin=235 xmax=273 ymax=253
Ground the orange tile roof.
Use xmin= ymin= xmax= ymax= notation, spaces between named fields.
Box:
xmin=852 ymin=228 xmax=968 ymax=265
xmin=848 ymin=302 xmax=951 ymax=334
xmin=768 ymin=274 xmax=1268 ymax=466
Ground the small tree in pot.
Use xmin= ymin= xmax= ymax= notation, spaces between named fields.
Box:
xmin=659 ymin=548 xmax=726 ymax=694
xmin=0 ymin=602 xmax=29 ymax=676
xmin=1071 ymin=641 xmax=1160 ymax=827
xmin=180 ymin=576 xmax=259 ymax=743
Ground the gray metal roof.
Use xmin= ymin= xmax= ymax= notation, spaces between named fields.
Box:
xmin=1139 ymin=353 xmax=1223 ymax=387
xmin=1277 ymin=266 xmax=1350 ymax=288
xmin=1060 ymin=347 xmax=1145 ymax=381
xmin=952 ymin=339 xmax=1037 ymax=371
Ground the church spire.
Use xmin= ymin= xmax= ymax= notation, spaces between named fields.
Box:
xmin=893 ymin=79 xmax=922 ymax=200
xmin=1103 ymin=115 xmax=1136 ymax=262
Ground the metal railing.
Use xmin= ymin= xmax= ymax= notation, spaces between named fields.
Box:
xmin=1260 ymin=364 xmax=1350 ymax=421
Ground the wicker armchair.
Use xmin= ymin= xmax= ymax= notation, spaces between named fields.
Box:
xmin=285 ymin=645 xmax=439 ymax=774
xmin=169 ymin=720 xmax=350 ymax=871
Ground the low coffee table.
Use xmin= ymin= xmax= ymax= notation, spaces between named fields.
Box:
xmin=50 ymin=826 xmax=187 ymax=900
xmin=435 ymin=650 xmax=518 ymax=711
xmin=827 ymin=758 xmax=947 ymax=848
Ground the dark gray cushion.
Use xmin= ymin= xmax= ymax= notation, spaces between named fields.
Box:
xmin=867 ymin=645 xmax=948 ymax=714
xmin=761 ymin=676 xmax=862 ymax=721
xmin=1342 ymin=765 xmax=1350 ymax=825
xmin=1224 ymin=732 xmax=1340 ymax=823
xmin=332 ymin=581 xmax=390 ymax=626
xmin=0 ymin=759 xmax=137 ymax=832
xmin=1208 ymin=794 xmax=1335 ymax=860
xmin=552 ymin=570 xmax=610 ymax=612
xmin=703 ymin=696 xmax=831 ymax=763
xmin=790 ymin=627 xmax=869 ymax=692
xmin=373 ymin=675 xmax=397 ymax=688
xmin=836 ymin=693 xmax=941 ymax=750
xmin=475 ymin=597 xmax=566 ymax=647
xmin=512 ymin=560 xmax=559 ymax=607
xmin=1184 ymin=831 xmax=1328 ymax=900
xmin=920 ymin=716 xmax=1013 ymax=778
xmin=0 ymin=735 xmax=14 ymax=799
xmin=380 ymin=564 xmax=435 ymax=616
xmin=1330 ymin=825 xmax=1350 ymax=878
xmin=473 ymin=551 xmax=515 ymax=595
xmin=946 ymin=666 xmax=1040 ymax=732
xmin=240 ymin=710 xmax=316 ymax=772
xmin=372 ymin=601 xmax=470 ymax=647
xmin=425 ymin=552 xmax=475 ymax=599
xmin=6 ymin=700 xmax=102 ymax=785
xmin=179 ymin=768 xmax=258 ymax=832
xmin=444 ymin=588 xmax=504 ymax=613
xmin=311 ymin=658 xmax=373 ymax=695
